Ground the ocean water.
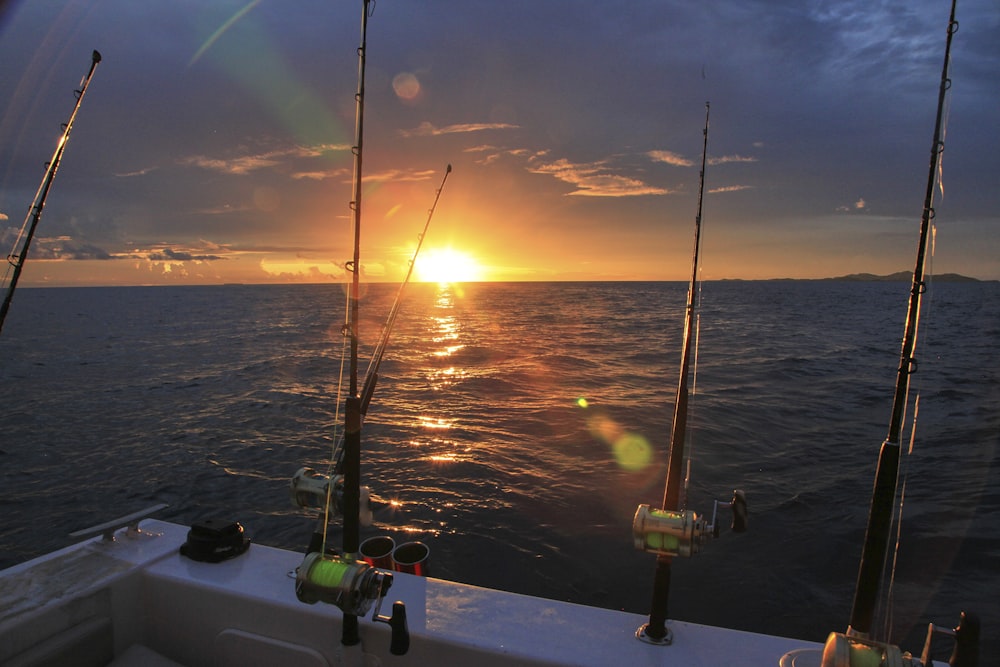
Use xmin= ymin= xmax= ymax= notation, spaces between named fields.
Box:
xmin=0 ymin=280 xmax=997 ymax=659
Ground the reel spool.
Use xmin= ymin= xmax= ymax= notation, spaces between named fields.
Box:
xmin=296 ymin=551 xmax=390 ymax=615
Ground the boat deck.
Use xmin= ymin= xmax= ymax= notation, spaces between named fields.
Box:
xmin=1 ymin=519 xmax=827 ymax=666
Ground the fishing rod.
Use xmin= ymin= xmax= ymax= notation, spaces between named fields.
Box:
xmin=292 ymin=2 xmax=409 ymax=655
xmin=633 ymin=103 xmax=747 ymax=646
xmin=819 ymin=2 xmax=979 ymax=663
xmin=664 ymin=102 xmax=711 ymax=516
xmin=355 ymin=163 xmax=453 ymax=448
xmin=293 ymin=164 xmax=453 ymax=507
xmin=339 ymin=0 xmax=371 ymax=647
xmin=0 ymin=50 xmax=102 ymax=335
xmin=322 ymin=163 xmax=454 ymax=477
xmin=847 ymin=0 xmax=960 ymax=642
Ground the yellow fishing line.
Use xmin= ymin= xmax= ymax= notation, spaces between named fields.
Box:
xmin=307 ymin=558 xmax=349 ymax=589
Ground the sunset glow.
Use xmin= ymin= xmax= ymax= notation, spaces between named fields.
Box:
xmin=414 ymin=248 xmax=484 ymax=284
xmin=0 ymin=1 xmax=995 ymax=287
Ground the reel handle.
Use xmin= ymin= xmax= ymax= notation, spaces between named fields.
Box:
xmin=731 ymin=489 xmax=748 ymax=533
xmin=710 ymin=489 xmax=748 ymax=538
xmin=917 ymin=610 xmax=979 ymax=667
xmin=386 ymin=601 xmax=409 ymax=655
xmin=371 ymin=577 xmax=409 ymax=656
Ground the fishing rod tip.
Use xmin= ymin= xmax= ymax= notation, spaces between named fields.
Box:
xmin=92 ymin=50 xmax=102 ymax=63
xmin=446 ymin=164 xmax=452 ymax=173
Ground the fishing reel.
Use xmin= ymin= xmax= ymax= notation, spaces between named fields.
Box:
xmin=296 ymin=551 xmax=390 ymax=614
xmin=633 ymin=490 xmax=747 ymax=558
xmin=816 ymin=611 xmax=979 ymax=667
xmin=290 ymin=467 xmax=373 ymax=527
xmin=296 ymin=551 xmax=409 ymax=655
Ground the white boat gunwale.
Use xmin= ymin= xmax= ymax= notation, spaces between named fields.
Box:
xmin=1 ymin=518 xmax=827 ymax=667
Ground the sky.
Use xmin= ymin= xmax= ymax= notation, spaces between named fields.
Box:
xmin=0 ymin=0 xmax=997 ymax=286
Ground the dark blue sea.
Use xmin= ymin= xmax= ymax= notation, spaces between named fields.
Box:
xmin=1 ymin=281 xmax=997 ymax=659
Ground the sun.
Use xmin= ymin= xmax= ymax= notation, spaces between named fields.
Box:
xmin=414 ymin=248 xmax=484 ymax=284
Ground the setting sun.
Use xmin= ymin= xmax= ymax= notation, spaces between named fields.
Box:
xmin=414 ymin=248 xmax=484 ymax=283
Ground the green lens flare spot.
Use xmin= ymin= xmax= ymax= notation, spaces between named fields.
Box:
xmin=576 ymin=397 xmax=589 ymax=409
xmin=612 ymin=432 xmax=653 ymax=471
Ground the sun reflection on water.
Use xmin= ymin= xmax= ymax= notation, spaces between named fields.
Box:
xmin=418 ymin=416 xmax=453 ymax=430
xmin=413 ymin=285 xmax=470 ymax=463
xmin=427 ymin=287 xmax=468 ymax=390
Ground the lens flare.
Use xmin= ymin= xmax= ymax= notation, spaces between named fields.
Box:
xmin=610 ymin=432 xmax=653 ymax=472
xmin=392 ymin=72 xmax=421 ymax=101
xmin=189 ymin=0 xmax=263 ymax=66
xmin=581 ymin=404 xmax=653 ymax=472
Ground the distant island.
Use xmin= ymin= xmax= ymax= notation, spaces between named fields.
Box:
xmin=824 ymin=271 xmax=980 ymax=282
xmin=719 ymin=272 xmax=985 ymax=283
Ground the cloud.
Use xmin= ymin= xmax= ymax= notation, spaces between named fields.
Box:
xmin=182 ymin=153 xmax=281 ymax=175
xmin=125 ymin=241 xmax=235 ymax=264
xmin=114 ymin=166 xmax=159 ymax=178
xmin=836 ymin=197 xmax=867 ymax=212
xmin=259 ymin=257 xmax=345 ymax=281
xmin=708 ymin=154 xmax=758 ymax=166
xmin=708 ymin=185 xmax=753 ymax=194
xmin=364 ymin=168 xmax=437 ymax=183
xmin=465 ymin=144 xmax=549 ymax=166
xmin=194 ymin=202 xmax=255 ymax=215
xmin=291 ymin=168 xmax=348 ymax=181
xmin=528 ymin=158 xmax=670 ymax=197
xmin=647 ymin=152 xmax=757 ymax=168
xmin=290 ymin=166 xmax=433 ymax=184
xmin=472 ymin=146 xmax=671 ymax=197
xmin=181 ymin=144 xmax=348 ymax=175
xmin=647 ymin=150 xmax=693 ymax=167
xmin=145 ymin=247 xmax=226 ymax=262
xmin=399 ymin=121 xmax=519 ymax=138
xmin=30 ymin=237 xmax=113 ymax=260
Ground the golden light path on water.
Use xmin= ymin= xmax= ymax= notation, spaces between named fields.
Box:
xmin=412 ymin=283 xmax=654 ymax=476
xmin=416 ymin=286 xmax=467 ymax=465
